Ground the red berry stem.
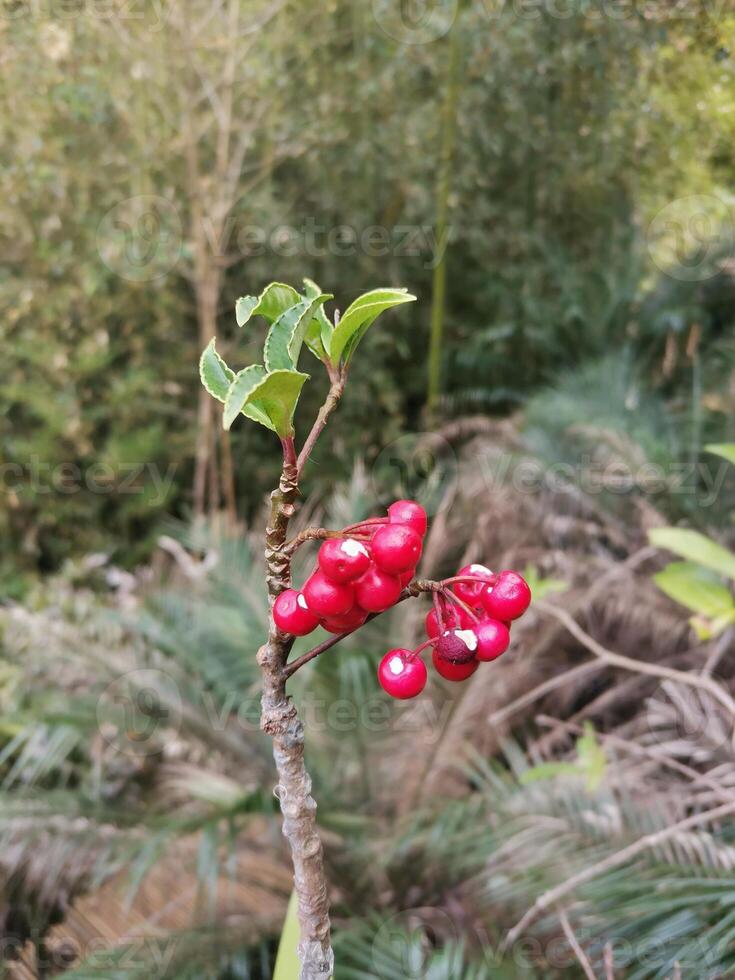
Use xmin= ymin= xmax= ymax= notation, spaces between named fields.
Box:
xmin=433 ymin=592 xmax=447 ymax=631
xmin=442 ymin=588 xmax=480 ymax=622
xmin=407 ymin=637 xmax=436 ymax=662
xmin=440 ymin=574 xmax=495 ymax=587
xmin=341 ymin=516 xmax=390 ymax=533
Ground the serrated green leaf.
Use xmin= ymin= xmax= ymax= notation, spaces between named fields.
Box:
xmin=264 ymin=293 xmax=332 ymax=371
xmin=224 ymin=368 xmax=309 ymax=437
xmin=649 ymin=528 xmax=735 ymax=581
xmin=706 ymin=443 xmax=735 ymax=466
xmin=653 ymin=561 xmax=735 ymax=618
xmin=302 ymin=277 xmax=334 ymax=361
xmin=199 ymin=338 xmax=235 ymax=403
xmin=223 ymin=365 xmax=269 ymax=431
xmin=235 ymin=282 xmax=301 ymax=327
xmin=328 ymin=288 xmax=416 ymax=366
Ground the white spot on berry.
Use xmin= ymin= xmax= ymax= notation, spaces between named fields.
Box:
xmin=297 ymin=593 xmax=309 ymax=610
xmin=389 ymin=656 xmax=405 ymax=675
xmin=455 ymin=629 xmax=478 ymax=651
xmin=341 ymin=538 xmax=369 ymax=558
xmin=469 ymin=563 xmax=492 ymax=576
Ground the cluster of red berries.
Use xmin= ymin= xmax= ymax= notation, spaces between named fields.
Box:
xmin=377 ymin=565 xmax=531 ymax=700
xmin=273 ymin=500 xmax=427 ymax=637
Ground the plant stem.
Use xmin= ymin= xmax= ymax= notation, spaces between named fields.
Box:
xmin=259 ymin=461 xmax=333 ymax=979
xmin=297 ymin=375 xmax=345 ymax=477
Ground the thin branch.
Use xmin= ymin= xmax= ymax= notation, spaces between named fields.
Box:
xmin=489 ymin=661 xmax=604 ymax=728
xmin=501 ymin=798 xmax=735 ymax=952
xmin=603 ymin=942 xmax=615 ymax=980
xmin=702 ymin=626 xmax=733 ymax=678
xmin=557 ymin=907 xmax=597 ymax=980
xmin=536 ymin=715 xmax=735 ymax=806
xmin=297 ymin=375 xmax=345 ymax=478
xmin=536 ymin=600 xmax=735 ymax=724
xmin=282 ymin=526 xmax=367 ymax=558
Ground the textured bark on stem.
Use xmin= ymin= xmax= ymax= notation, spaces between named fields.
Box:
xmin=258 ymin=459 xmax=334 ymax=979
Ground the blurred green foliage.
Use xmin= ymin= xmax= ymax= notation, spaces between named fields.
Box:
xmin=1 ymin=3 xmax=734 ymax=591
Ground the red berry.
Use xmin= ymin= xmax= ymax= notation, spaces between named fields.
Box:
xmin=302 ymin=570 xmax=354 ymax=617
xmin=399 ymin=568 xmax=416 ymax=587
xmin=434 ymin=628 xmax=479 ymax=665
xmin=387 ymin=499 xmax=428 ymax=537
xmin=371 ymin=524 xmax=423 ymax=575
xmin=354 ymin=566 xmax=402 ymax=612
xmin=432 ymin=649 xmax=479 ymax=682
xmin=475 ymin=618 xmax=510 ymax=661
xmin=480 ymin=570 xmax=531 ymax=621
xmin=378 ymin=649 xmax=427 ymax=699
xmin=318 ymin=537 xmax=371 ymax=584
xmin=321 ymin=607 xmax=369 ymax=634
xmin=454 ymin=563 xmax=496 ymax=605
xmin=273 ymin=589 xmax=320 ymax=636
xmin=425 ymin=606 xmax=459 ymax=639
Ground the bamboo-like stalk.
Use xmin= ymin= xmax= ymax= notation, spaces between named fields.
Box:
xmin=426 ymin=13 xmax=462 ymax=418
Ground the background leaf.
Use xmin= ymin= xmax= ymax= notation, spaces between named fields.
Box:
xmin=706 ymin=443 xmax=735 ymax=466
xmin=649 ymin=528 xmax=735 ymax=582
xmin=653 ymin=561 xmax=735 ymax=619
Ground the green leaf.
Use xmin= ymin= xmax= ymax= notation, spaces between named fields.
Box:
xmin=576 ymin=722 xmax=607 ymax=792
xmin=706 ymin=443 xmax=735 ymax=466
xmin=223 ymin=365 xmax=269 ymax=431
xmin=522 ymin=563 xmax=567 ymax=600
xmin=273 ymin=891 xmax=300 ymax=980
xmin=649 ymin=528 xmax=735 ymax=582
xmin=302 ymin=277 xmax=334 ymax=361
xmin=653 ymin=561 xmax=735 ymax=619
xmin=235 ymin=282 xmax=301 ymax=327
xmin=224 ymin=368 xmax=309 ymax=438
xmin=199 ymin=338 xmax=235 ymax=403
xmin=328 ymin=288 xmax=416 ymax=366
xmin=264 ymin=293 xmax=332 ymax=371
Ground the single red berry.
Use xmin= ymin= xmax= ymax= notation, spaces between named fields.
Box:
xmin=432 ymin=649 xmax=479 ymax=682
xmin=399 ymin=568 xmax=416 ymax=587
xmin=454 ymin=563 xmax=496 ymax=605
xmin=480 ymin=570 xmax=531 ymax=621
xmin=378 ymin=649 xmax=427 ymax=699
xmin=321 ymin=606 xmax=369 ymax=634
xmin=434 ymin=628 xmax=479 ymax=665
xmin=318 ymin=537 xmax=371 ymax=584
xmin=302 ymin=569 xmax=354 ymax=617
xmin=273 ymin=589 xmax=320 ymax=636
xmin=475 ymin=618 xmax=511 ymax=661
xmin=354 ymin=566 xmax=402 ymax=612
xmin=371 ymin=524 xmax=423 ymax=575
xmin=387 ymin=499 xmax=428 ymax=537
